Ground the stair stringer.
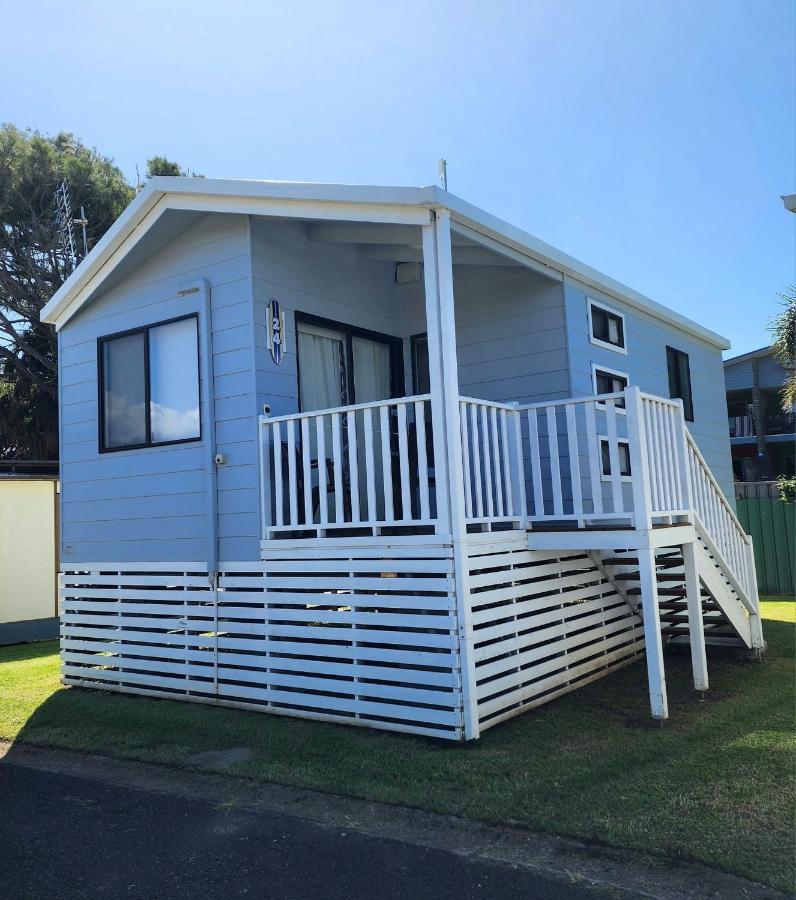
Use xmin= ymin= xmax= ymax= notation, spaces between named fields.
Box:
xmin=586 ymin=551 xmax=638 ymax=618
xmin=694 ymin=539 xmax=753 ymax=649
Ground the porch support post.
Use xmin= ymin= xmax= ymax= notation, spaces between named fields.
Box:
xmin=422 ymin=210 xmax=479 ymax=740
xmin=421 ymin=221 xmax=451 ymax=536
xmin=626 ymin=386 xmax=668 ymax=719
xmin=682 ymin=540 xmax=709 ymax=692
xmin=637 ymin=544 xmax=669 ymax=719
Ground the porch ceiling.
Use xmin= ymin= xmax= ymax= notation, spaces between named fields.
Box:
xmin=304 ymin=220 xmax=525 ymax=269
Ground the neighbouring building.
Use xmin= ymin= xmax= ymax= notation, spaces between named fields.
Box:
xmin=724 ymin=345 xmax=796 ymax=482
xmin=0 ymin=461 xmax=59 ymax=644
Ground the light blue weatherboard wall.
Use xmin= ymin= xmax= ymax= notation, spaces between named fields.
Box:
xmin=250 ymin=217 xmax=407 ymax=420
xmin=58 ymin=209 xmax=735 ymax=564
xmin=564 ymin=276 xmax=734 ymax=502
xmin=59 ymin=213 xmax=255 ymax=564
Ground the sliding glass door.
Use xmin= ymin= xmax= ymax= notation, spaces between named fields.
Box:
xmin=296 ymin=316 xmax=399 ymax=522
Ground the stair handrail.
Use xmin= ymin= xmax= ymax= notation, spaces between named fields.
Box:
xmin=684 ymin=429 xmax=755 ymax=603
xmin=684 ymin=430 xmax=750 ymax=544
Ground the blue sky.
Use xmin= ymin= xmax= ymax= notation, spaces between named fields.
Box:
xmin=3 ymin=0 xmax=793 ymax=356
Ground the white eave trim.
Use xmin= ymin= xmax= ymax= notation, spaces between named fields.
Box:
xmin=41 ymin=177 xmax=732 ymax=350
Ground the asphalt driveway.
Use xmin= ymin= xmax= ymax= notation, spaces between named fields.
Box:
xmin=0 ymin=762 xmax=622 ymax=899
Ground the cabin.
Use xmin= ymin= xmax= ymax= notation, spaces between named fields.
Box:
xmin=42 ymin=179 xmax=764 ymax=741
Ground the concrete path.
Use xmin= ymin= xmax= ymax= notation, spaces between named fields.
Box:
xmin=0 ymin=741 xmax=784 ymax=899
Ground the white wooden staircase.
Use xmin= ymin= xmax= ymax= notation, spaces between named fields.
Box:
xmin=595 ymin=541 xmax=759 ymax=652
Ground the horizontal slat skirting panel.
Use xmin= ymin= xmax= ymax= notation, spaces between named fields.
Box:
xmin=60 ymin=551 xmax=463 ymax=740
xmin=478 ymin=641 xmax=644 ymax=725
xmin=473 ymin=599 xmax=632 ymax=664
xmin=466 ymin=545 xmax=645 ymax=729
xmin=477 ymin=620 xmax=644 ymax=695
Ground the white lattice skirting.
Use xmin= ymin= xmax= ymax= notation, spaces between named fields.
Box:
xmin=61 ymin=538 xmax=647 ymax=740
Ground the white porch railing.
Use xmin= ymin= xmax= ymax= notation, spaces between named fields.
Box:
xmin=260 ymin=394 xmax=434 ymax=537
xmin=260 ymin=390 xmax=756 ymax=598
xmin=637 ymin=392 xmax=691 ymax=519
xmin=459 ymin=397 xmax=525 ymax=526
xmin=515 ymin=392 xmax=634 ymax=524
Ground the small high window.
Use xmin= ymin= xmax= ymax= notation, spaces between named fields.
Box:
xmin=589 ymin=301 xmax=626 ymax=352
xmin=593 ymin=365 xmax=628 ymax=408
xmin=601 ymin=439 xmax=632 ymax=478
xmin=99 ymin=315 xmax=200 ymax=451
xmin=666 ymin=346 xmax=694 ymax=422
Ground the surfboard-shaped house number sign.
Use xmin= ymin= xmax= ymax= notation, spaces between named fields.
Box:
xmin=267 ymin=298 xmax=285 ymax=364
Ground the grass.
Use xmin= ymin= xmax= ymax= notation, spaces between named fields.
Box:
xmin=1 ymin=600 xmax=794 ymax=892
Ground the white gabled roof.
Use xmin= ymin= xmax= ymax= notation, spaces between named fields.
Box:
xmin=41 ymin=177 xmax=730 ymax=349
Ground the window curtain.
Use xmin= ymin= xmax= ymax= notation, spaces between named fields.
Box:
xmin=352 ymin=336 xmax=391 ymax=403
xmin=298 ymin=331 xmax=346 ymax=412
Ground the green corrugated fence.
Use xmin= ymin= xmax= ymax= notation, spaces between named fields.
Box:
xmin=736 ymin=493 xmax=796 ymax=595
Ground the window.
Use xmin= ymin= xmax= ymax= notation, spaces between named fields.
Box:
xmin=666 ymin=346 xmax=694 ymax=421
xmin=589 ymin=300 xmax=626 ymax=353
xmin=99 ymin=315 xmax=200 ymax=451
xmin=592 ymin=364 xmax=628 ymax=408
xmin=411 ymin=333 xmax=430 ymax=394
xmin=601 ymin=439 xmax=632 ymax=478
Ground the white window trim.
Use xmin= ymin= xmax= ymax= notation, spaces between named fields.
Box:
xmin=591 ymin=362 xmax=630 ymax=413
xmin=587 ymin=297 xmax=628 ymax=355
xmin=599 ymin=436 xmax=633 ymax=482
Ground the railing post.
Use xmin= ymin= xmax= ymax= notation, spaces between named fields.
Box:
xmin=624 ymin=387 xmax=653 ymax=532
xmin=509 ymin=402 xmax=528 ymax=530
xmin=258 ymin=414 xmax=272 ymax=541
xmin=673 ymin=397 xmax=693 ymax=518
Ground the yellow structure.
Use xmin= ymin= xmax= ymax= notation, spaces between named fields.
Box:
xmin=0 ymin=477 xmax=59 ymax=644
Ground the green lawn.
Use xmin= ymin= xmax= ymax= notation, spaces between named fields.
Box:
xmin=1 ymin=600 xmax=794 ymax=892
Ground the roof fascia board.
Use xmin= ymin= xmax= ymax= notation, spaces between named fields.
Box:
xmin=151 ymin=176 xmax=434 ymax=208
xmin=165 ymin=192 xmax=431 ymax=225
xmin=435 ymin=189 xmax=730 ymax=350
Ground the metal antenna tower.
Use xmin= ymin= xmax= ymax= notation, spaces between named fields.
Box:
xmin=54 ymin=179 xmax=89 ymax=266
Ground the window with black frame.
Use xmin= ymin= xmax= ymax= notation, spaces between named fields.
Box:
xmin=594 ymin=366 xmax=628 ymax=408
xmin=600 ymin=439 xmax=632 ymax=477
xmin=666 ymin=346 xmax=694 ymax=421
xmin=589 ymin=301 xmax=626 ymax=351
xmin=98 ymin=315 xmax=201 ymax=451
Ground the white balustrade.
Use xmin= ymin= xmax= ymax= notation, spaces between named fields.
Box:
xmin=515 ymin=392 xmax=632 ymax=524
xmin=260 ymin=388 xmax=755 ymax=614
xmin=260 ymin=395 xmax=434 ymax=536
xmin=458 ymin=397 xmax=525 ymax=526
